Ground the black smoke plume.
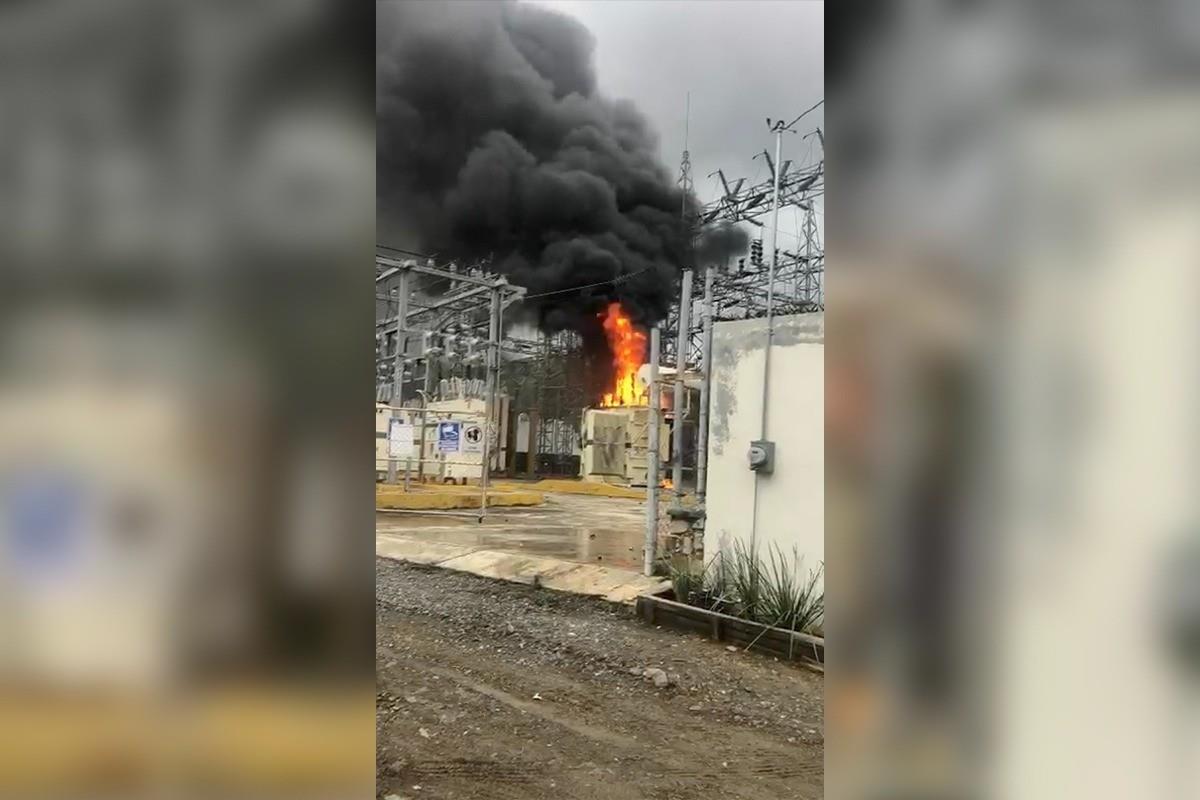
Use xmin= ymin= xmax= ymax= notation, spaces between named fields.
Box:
xmin=694 ymin=221 xmax=749 ymax=269
xmin=377 ymin=0 xmax=694 ymax=334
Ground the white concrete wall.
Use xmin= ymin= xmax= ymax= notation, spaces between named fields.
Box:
xmin=704 ymin=314 xmax=823 ymax=583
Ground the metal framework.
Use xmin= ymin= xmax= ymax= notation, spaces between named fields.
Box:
xmin=375 ymin=255 xmax=526 ymax=405
xmin=374 ymin=114 xmax=824 ymax=500
xmin=662 ymin=136 xmax=825 ymax=369
xmin=655 ymin=120 xmax=825 ymax=499
xmin=499 ymin=329 xmax=588 ymax=474
xmin=377 ymin=252 xmax=595 ymax=479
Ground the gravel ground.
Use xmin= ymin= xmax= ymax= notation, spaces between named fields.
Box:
xmin=376 ymin=558 xmax=823 ymax=799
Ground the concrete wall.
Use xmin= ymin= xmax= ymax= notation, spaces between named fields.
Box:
xmin=704 ymin=314 xmax=823 ymax=583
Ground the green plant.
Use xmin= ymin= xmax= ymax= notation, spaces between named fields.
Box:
xmin=667 ymin=554 xmax=726 ymax=609
xmin=760 ymin=545 xmax=824 ymax=634
xmin=705 ymin=550 xmax=736 ymax=613
xmin=728 ymin=539 xmax=765 ymax=621
xmin=666 ymin=545 xmax=824 ymax=638
xmin=668 ymin=558 xmax=705 ymax=605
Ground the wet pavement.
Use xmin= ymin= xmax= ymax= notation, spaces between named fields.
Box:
xmin=375 ymin=492 xmax=647 ymax=571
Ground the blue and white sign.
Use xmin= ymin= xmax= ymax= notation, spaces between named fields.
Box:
xmin=436 ymin=420 xmax=462 ymax=453
xmin=4 ymin=469 xmax=86 ymax=581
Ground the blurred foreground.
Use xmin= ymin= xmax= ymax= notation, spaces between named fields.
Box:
xmin=827 ymin=2 xmax=1200 ymax=798
xmin=0 ymin=2 xmax=374 ymax=797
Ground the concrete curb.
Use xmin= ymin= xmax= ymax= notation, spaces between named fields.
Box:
xmin=376 ymin=533 xmax=670 ymax=604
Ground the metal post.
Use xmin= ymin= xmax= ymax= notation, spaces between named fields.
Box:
xmin=696 ymin=264 xmax=715 ymax=500
xmin=749 ymin=121 xmax=786 ymax=558
xmin=526 ymin=407 xmax=539 ymax=478
xmin=804 ymin=205 xmax=815 ymax=306
xmin=761 ymin=122 xmax=784 ymax=441
xmin=479 ymin=286 xmax=500 ymax=521
xmin=388 ymin=268 xmax=410 ymax=485
xmin=417 ymin=354 xmax=434 ymax=483
xmin=672 ymin=269 xmax=692 ymax=494
xmin=645 ymin=326 xmax=661 ymax=577
xmin=391 ymin=268 xmax=409 ymax=403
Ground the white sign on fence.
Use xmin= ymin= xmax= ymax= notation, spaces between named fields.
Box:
xmin=387 ymin=419 xmax=413 ymax=458
xmin=462 ymin=423 xmax=484 ymax=454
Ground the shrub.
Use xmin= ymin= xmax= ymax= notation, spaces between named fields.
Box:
xmin=670 ymin=542 xmax=823 ymax=636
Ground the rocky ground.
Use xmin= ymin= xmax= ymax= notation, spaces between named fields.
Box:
xmin=376 ymin=559 xmax=823 ymax=799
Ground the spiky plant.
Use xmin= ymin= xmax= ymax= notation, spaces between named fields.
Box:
xmin=728 ymin=539 xmax=765 ymax=622
xmin=668 ymin=558 xmax=705 ymax=606
xmin=667 ymin=554 xmax=729 ymax=610
xmin=705 ymin=550 xmax=736 ymax=613
xmin=760 ymin=545 xmax=824 ymax=634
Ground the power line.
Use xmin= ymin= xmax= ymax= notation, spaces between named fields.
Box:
xmin=781 ymin=99 xmax=824 ymax=132
xmin=377 ymin=242 xmax=432 ymax=259
xmin=376 ymin=242 xmax=654 ymax=302
xmin=522 ymin=266 xmax=654 ymax=300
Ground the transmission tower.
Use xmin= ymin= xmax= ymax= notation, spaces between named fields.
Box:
xmin=665 ymin=93 xmax=698 ymax=368
xmin=677 ymin=92 xmax=694 ymax=222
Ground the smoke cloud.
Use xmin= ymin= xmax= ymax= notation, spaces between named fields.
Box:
xmin=695 ymin=221 xmax=750 ymax=269
xmin=377 ymin=0 xmax=693 ymax=334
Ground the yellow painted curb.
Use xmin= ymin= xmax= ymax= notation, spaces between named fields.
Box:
xmin=375 ymin=485 xmax=544 ymax=510
xmin=492 ymin=479 xmax=645 ymax=500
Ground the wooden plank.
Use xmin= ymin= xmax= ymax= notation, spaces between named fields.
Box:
xmin=665 ymin=616 xmax=712 ymax=636
xmin=637 ymin=594 xmax=824 ymax=664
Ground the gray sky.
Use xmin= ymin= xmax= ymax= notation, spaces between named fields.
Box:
xmin=530 ymin=0 xmax=824 ymax=210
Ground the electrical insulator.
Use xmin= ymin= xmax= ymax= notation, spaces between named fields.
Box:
xmin=750 ymin=238 xmax=763 ymax=266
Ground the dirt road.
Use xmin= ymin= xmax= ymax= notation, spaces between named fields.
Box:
xmin=377 ymin=559 xmax=823 ymax=799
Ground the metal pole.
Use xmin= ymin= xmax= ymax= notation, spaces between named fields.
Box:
xmin=418 ymin=351 xmax=434 ymax=483
xmin=672 ymin=269 xmax=692 ymax=493
xmin=479 ymin=286 xmax=500 ymax=521
xmin=645 ymin=326 xmax=661 ymax=577
xmin=496 ymin=297 xmax=505 ymax=476
xmin=748 ymin=122 xmax=786 ymax=558
xmin=696 ymin=264 xmax=715 ymax=500
xmin=761 ymin=123 xmax=784 ymax=441
xmin=804 ymin=206 xmax=814 ymax=306
xmin=388 ymin=268 xmax=410 ymax=485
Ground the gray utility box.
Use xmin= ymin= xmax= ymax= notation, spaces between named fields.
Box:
xmin=748 ymin=439 xmax=775 ymax=474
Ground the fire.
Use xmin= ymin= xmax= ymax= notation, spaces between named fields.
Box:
xmin=599 ymin=302 xmax=648 ymax=407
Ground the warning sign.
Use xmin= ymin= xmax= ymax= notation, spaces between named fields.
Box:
xmin=462 ymin=423 xmax=484 ymax=454
xmin=436 ymin=420 xmax=461 ymax=453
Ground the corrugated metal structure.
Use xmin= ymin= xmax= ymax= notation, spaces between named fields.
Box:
xmin=579 ymin=406 xmax=668 ymax=486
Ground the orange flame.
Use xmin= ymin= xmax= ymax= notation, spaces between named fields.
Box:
xmin=599 ymin=302 xmax=648 ymax=407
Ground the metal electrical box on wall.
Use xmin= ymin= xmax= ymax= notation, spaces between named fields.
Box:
xmin=748 ymin=439 xmax=775 ymax=474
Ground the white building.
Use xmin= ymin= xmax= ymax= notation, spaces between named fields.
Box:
xmin=704 ymin=313 xmax=824 ymax=585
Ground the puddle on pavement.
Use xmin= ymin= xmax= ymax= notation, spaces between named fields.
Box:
xmin=377 ymin=513 xmax=646 ymax=571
